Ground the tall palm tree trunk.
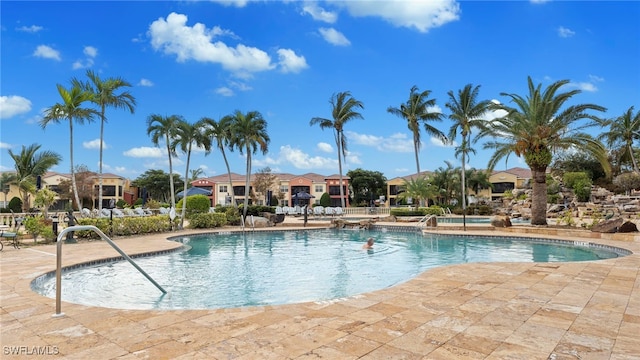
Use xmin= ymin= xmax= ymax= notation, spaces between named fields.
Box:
xmin=337 ymin=140 xmax=346 ymax=209
xmin=98 ymin=106 xmax=106 ymax=210
xmin=629 ymin=143 xmax=639 ymax=173
xmin=531 ymin=167 xmax=548 ymax=225
xmin=166 ymin=138 xmax=176 ymax=209
xmin=413 ymin=136 xmax=421 ymax=174
xmin=243 ymin=150 xmax=252 ymax=218
xmin=180 ymin=144 xmax=192 ymax=229
xmin=221 ymin=150 xmax=237 ymax=207
xmin=461 ymin=143 xmax=467 ymax=231
xmin=69 ymin=119 xmax=81 ymax=211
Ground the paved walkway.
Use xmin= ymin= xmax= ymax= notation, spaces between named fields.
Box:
xmin=1 ymin=219 xmax=639 ymax=359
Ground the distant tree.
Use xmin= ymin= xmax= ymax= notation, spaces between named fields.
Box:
xmin=311 ymin=91 xmax=364 ymax=208
xmin=7 ymin=144 xmax=62 ymax=211
xmin=613 ymin=172 xmax=640 ymax=195
xmin=74 ymin=165 xmax=97 ymax=209
xmin=190 ymin=168 xmax=205 ymax=182
xmin=228 ymin=110 xmax=270 ymax=218
xmin=33 ymin=188 xmax=57 ymax=218
xmin=147 ymin=114 xmax=182 ymax=209
xmin=82 ymin=70 xmax=136 ymax=211
xmin=346 ymin=168 xmax=387 ymax=206
xmin=0 ymin=172 xmax=17 ymax=208
xmin=41 ymin=81 xmax=98 ymax=210
xmin=201 ymin=116 xmax=238 ymax=207
xmin=597 ymin=106 xmax=640 ymax=174
xmin=319 ymin=193 xmax=331 ymax=207
xmin=396 ymin=177 xmax=438 ymax=208
xmin=252 ymin=167 xmax=278 ymax=206
xmin=388 ymin=85 xmax=445 ymax=174
xmin=466 ymin=168 xmax=493 ymax=196
xmin=479 ymin=76 xmax=610 ymax=225
xmin=132 ymin=169 xmax=184 ymax=204
xmin=550 ymin=150 xmax=607 ymax=184
xmin=446 ymin=84 xmax=491 ymax=222
xmin=173 ymin=118 xmax=211 ymax=228
xmin=430 ymin=161 xmax=459 ymax=206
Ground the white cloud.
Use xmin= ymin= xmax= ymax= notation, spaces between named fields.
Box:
xmin=589 ymin=74 xmax=604 ymax=83
xmin=303 ymin=3 xmax=338 ymax=23
xmin=277 ymin=49 xmax=308 ymax=73
xmin=346 ymin=131 xmax=414 ymax=153
xmin=338 ymin=0 xmax=460 ymax=33
xmin=16 ymin=25 xmax=43 ymax=33
xmin=530 ymin=0 xmax=551 ymax=4
xmin=83 ymin=46 xmax=98 ymax=58
xmin=210 ymin=0 xmax=249 ymax=7
xmin=317 ymin=142 xmax=333 ymax=153
xmin=0 ymin=142 xmax=12 ymax=149
xmin=558 ymin=26 xmax=575 ymax=38
xmin=123 ymin=147 xmax=164 ymax=158
xmin=83 ymin=139 xmax=108 ymax=150
xmin=72 ymin=45 xmax=98 ymax=69
xmin=228 ymin=80 xmax=252 ymax=91
xmin=0 ymin=95 xmax=32 ymax=119
xmin=255 ymin=145 xmax=339 ymax=170
xmin=318 ymin=27 xmax=351 ymax=46
xmin=33 ymin=45 xmax=61 ymax=61
xmin=570 ymin=82 xmax=597 ymax=92
xmin=138 ymin=78 xmax=154 ymax=87
xmin=148 ymin=12 xmax=275 ymax=75
xmin=430 ymin=136 xmax=451 ymax=147
xmin=215 ymin=87 xmax=235 ymax=97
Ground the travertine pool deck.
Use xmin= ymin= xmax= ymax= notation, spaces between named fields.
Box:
xmin=1 ymin=221 xmax=639 ymax=359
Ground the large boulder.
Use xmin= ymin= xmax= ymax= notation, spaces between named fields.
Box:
xmin=618 ymin=221 xmax=638 ymax=233
xmin=591 ymin=218 xmax=624 ymax=233
xmin=491 ymin=216 xmax=512 ymax=228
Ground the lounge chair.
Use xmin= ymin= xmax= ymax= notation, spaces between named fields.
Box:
xmin=81 ymin=208 xmax=92 ymax=218
xmin=325 ymin=207 xmax=335 ymax=216
xmin=313 ymin=206 xmax=324 ymax=218
xmin=334 ymin=207 xmax=343 ymax=216
xmin=112 ymin=209 xmax=125 ymax=218
xmin=159 ymin=207 xmax=169 ymax=215
xmin=123 ymin=208 xmax=136 ymax=216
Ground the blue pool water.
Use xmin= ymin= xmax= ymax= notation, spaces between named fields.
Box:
xmin=32 ymin=229 xmax=625 ymax=310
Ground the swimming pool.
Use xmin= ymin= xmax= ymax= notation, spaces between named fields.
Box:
xmin=32 ymin=229 xmax=627 ymax=310
xmin=437 ymin=216 xmax=530 ymax=224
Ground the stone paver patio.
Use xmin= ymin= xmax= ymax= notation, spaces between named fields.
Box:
xmin=1 ymin=220 xmax=639 ymax=359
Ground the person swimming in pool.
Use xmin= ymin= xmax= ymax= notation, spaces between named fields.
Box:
xmin=362 ymin=237 xmax=374 ymax=249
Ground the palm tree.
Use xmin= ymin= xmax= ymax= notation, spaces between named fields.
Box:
xmin=83 ymin=70 xmax=136 ymax=211
xmin=173 ymin=119 xmax=211 ymax=228
xmin=466 ymin=168 xmax=493 ymax=197
xmin=446 ymin=84 xmax=491 ymax=229
xmin=310 ymin=91 xmax=364 ymax=208
xmin=201 ymin=116 xmax=238 ymax=207
xmin=228 ymin=110 xmax=270 ymax=219
xmin=387 ymin=85 xmax=446 ymax=174
xmin=597 ymin=106 xmax=640 ymax=174
xmin=396 ymin=176 xmax=438 ymax=208
xmin=41 ymin=82 xmax=98 ymax=211
xmin=190 ymin=168 xmax=205 ymax=182
xmin=430 ymin=161 xmax=459 ymax=206
xmin=7 ymin=144 xmax=62 ymax=211
xmin=0 ymin=172 xmax=17 ymax=208
xmin=479 ymin=76 xmax=610 ymax=225
xmin=147 ymin=114 xmax=182 ymax=210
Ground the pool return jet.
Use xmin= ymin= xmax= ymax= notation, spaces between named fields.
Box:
xmin=52 ymin=225 xmax=167 ymax=317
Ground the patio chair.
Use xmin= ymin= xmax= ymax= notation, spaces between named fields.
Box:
xmin=99 ymin=208 xmax=111 ymax=218
xmin=123 ymin=208 xmax=137 ymax=216
xmin=81 ymin=208 xmax=92 ymax=218
xmin=159 ymin=207 xmax=169 ymax=215
xmin=313 ymin=206 xmax=324 ymax=218
xmin=0 ymin=227 xmax=19 ymax=250
xmin=334 ymin=207 xmax=343 ymax=216
xmin=325 ymin=207 xmax=335 ymax=216
xmin=112 ymin=208 xmax=125 ymax=218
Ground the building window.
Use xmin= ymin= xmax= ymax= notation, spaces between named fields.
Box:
xmin=219 ymin=185 xmax=227 ymax=193
xmin=315 ymin=185 xmax=323 ymax=193
xmin=280 ymin=185 xmax=288 ymax=193
xmin=492 ymin=182 xmax=514 ymax=194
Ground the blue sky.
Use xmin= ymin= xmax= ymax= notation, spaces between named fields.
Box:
xmin=1 ymin=0 xmax=639 ymax=181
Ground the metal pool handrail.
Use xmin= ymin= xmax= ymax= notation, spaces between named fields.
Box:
xmin=53 ymin=225 xmax=167 ymax=317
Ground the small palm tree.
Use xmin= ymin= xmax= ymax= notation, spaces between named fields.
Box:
xmin=228 ymin=110 xmax=270 ymax=219
xmin=447 ymin=84 xmax=491 ymax=229
xmin=173 ymin=119 xmax=211 ymax=228
xmin=201 ymin=116 xmax=238 ymax=207
xmin=83 ymin=70 xmax=136 ymax=211
xmin=147 ymin=114 xmax=182 ymax=209
xmin=7 ymin=144 xmax=62 ymax=211
xmin=396 ymin=177 xmax=438 ymax=208
xmin=479 ymin=76 xmax=610 ymax=225
xmin=388 ymin=85 xmax=446 ymax=174
xmin=310 ymin=91 xmax=364 ymax=208
xmin=597 ymin=106 xmax=640 ymax=174
xmin=41 ymin=82 xmax=98 ymax=211
xmin=0 ymin=172 xmax=17 ymax=207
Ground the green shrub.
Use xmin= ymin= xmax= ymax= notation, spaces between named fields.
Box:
xmin=390 ymin=208 xmax=425 ymax=216
xmin=75 ymin=215 xmax=176 ymax=239
xmin=23 ymin=215 xmax=55 ymax=243
xmin=573 ymin=179 xmax=592 ymax=202
xmin=8 ymin=197 xmax=22 ymax=212
xmin=563 ymin=172 xmax=590 ymax=189
xmin=188 ymin=213 xmax=227 ymax=228
xmin=116 ymin=199 xmax=128 ymax=208
xmin=175 ymin=194 xmax=211 ymax=218
xmin=547 ymin=194 xmax=560 ymax=204
xmin=320 ymin=193 xmax=331 ymax=207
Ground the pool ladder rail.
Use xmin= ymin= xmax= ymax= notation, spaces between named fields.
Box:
xmin=52 ymin=225 xmax=167 ymax=318
xmin=416 ymin=214 xmax=438 ymax=231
